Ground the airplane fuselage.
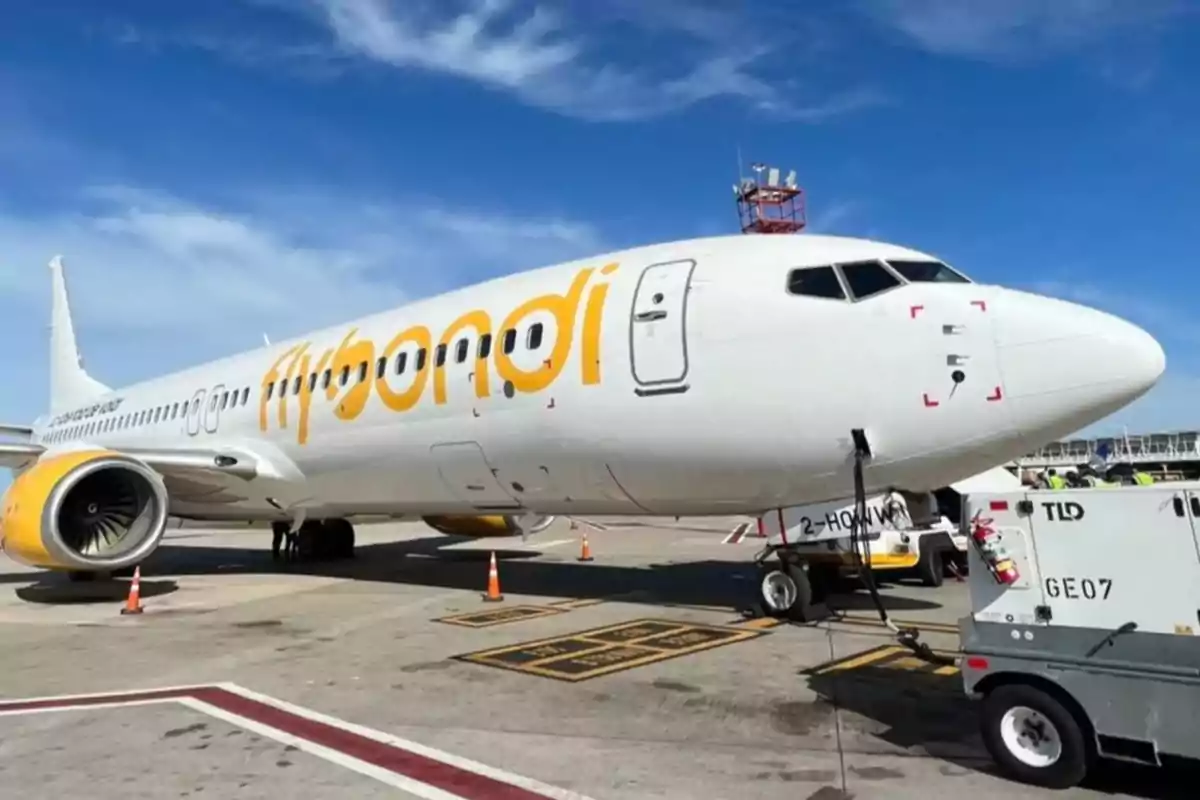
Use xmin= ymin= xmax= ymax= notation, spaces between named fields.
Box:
xmin=25 ymin=234 xmax=1165 ymax=524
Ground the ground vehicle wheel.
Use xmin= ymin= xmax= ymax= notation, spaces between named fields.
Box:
xmin=980 ymin=683 xmax=1092 ymax=790
xmin=758 ymin=561 xmax=812 ymax=621
xmin=806 ymin=563 xmax=841 ymax=602
xmin=916 ymin=545 xmax=944 ymax=587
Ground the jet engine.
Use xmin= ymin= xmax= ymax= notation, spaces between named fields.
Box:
xmin=422 ymin=512 xmax=556 ymax=538
xmin=1 ymin=449 xmax=170 ymax=572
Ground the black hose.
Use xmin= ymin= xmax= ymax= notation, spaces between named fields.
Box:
xmin=848 ymin=432 xmax=956 ymax=668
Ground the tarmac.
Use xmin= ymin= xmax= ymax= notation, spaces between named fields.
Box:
xmin=0 ymin=516 xmax=1183 ymax=799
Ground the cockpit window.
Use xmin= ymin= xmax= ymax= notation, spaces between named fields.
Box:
xmin=786 ymin=266 xmax=846 ymax=300
xmin=838 ymin=260 xmax=901 ymax=300
xmin=886 ymin=259 xmax=970 ymax=284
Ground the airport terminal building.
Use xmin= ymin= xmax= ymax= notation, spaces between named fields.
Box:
xmin=1013 ymin=429 xmax=1200 ymax=480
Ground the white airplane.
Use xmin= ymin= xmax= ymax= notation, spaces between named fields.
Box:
xmin=0 ymin=234 xmax=1164 ymax=581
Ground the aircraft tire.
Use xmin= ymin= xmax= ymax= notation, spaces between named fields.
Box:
xmin=297 ymin=521 xmax=323 ymax=561
xmin=323 ymin=519 xmax=356 ymax=559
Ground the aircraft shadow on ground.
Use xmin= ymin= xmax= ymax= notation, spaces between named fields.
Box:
xmin=2 ymin=535 xmax=944 ymax=615
xmin=805 ymin=668 xmax=1194 ymax=798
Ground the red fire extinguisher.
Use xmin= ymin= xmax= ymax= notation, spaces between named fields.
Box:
xmin=969 ymin=512 xmax=1020 ymax=585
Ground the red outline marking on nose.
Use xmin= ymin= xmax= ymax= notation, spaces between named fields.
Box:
xmin=910 ymin=305 xmax=924 ymax=318
xmin=970 ymin=300 xmax=987 ymax=312
xmin=986 ymin=386 xmax=1003 ymax=402
xmin=923 ymin=393 xmax=939 ymax=408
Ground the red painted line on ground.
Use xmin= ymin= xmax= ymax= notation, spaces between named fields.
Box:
xmin=0 ymin=685 xmax=565 ymax=799
xmin=194 ymin=687 xmax=550 ymax=800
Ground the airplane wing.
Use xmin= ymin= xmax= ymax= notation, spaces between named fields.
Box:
xmin=0 ymin=440 xmax=260 ymax=481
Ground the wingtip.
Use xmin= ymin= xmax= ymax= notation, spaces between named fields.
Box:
xmin=48 ymin=255 xmax=64 ymax=271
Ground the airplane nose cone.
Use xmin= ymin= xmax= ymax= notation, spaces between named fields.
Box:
xmin=995 ymin=290 xmax=1166 ymax=439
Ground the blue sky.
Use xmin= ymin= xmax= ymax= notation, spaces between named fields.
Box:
xmin=1 ymin=0 xmax=1198 ymax=442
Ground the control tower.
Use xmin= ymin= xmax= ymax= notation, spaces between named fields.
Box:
xmin=734 ymin=163 xmax=806 ymax=234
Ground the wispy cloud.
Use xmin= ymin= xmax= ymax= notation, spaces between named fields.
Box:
xmin=296 ymin=0 xmax=872 ymax=120
xmin=110 ymin=0 xmax=884 ymax=123
xmin=860 ymin=0 xmax=1187 ymax=61
xmin=0 ymin=183 xmax=604 ymax=411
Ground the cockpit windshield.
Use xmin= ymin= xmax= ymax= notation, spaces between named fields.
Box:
xmin=885 ymin=260 xmax=970 ymax=283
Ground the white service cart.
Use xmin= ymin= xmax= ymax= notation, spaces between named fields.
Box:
xmin=958 ymin=484 xmax=1200 ymax=789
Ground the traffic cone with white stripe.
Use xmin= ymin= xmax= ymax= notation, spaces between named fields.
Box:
xmin=482 ymin=551 xmax=504 ymax=602
xmin=121 ymin=566 xmax=144 ymax=615
xmin=577 ymin=533 xmax=594 ymax=562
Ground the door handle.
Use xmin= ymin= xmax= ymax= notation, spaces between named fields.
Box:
xmin=634 ymin=310 xmax=667 ymax=322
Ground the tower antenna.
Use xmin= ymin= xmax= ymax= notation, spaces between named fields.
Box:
xmin=732 ymin=161 xmax=806 ymax=234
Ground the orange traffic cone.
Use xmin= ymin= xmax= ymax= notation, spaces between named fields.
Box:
xmin=482 ymin=551 xmax=504 ymax=602
xmin=577 ymin=533 xmax=594 ymax=562
xmin=121 ymin=566 xmax=144 ymax=615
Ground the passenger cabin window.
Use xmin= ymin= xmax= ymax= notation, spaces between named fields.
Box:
xmin=435 ymin=344 xmax=447 ymax=367
xmin=455 ymin=338 xmax=469 ymax=363
xmin=241 ymin=387 xmax=250 ymax=405
xmin=376 ymin=356 xmax=387 ymax=379
xmin=786 ymin=266 xmax=846 ymax=300
xmin=357 ymin=361 xmax=368 ymax=383
xmin=527 ymin=323 xmax=544 ymax=350
xmin=886 ymin=260 xmax=969 ymax=283
xmin=502 ymin=329 xmax=517 ymax=354
xmin=839 ymin=260 xmax=901 ymax=300
xmin=415 ymin=348 xmax=427 ymax=371
xmin=395 ymin=352 xmax=408 ymax=374
xmin=478 ymin=333 xmax=492 ymax=359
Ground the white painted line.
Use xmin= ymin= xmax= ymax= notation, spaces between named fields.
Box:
xmin=0 ymin=697 xmax=176 ymax=718
xmin=0 ymin=683 xmax=208 ymax=706
xmin=216 ymin=683 xmax=595 ymax=800
xmin=721 ymin=522 xmax=750 ymax=544
xmin=531 ymin=538 xmax=573 ymax=549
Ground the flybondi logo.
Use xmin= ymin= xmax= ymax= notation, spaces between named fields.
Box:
xmin=259 ymin=263 xmax=619 ymax=444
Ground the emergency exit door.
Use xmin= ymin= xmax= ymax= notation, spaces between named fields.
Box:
xmin=629 ymin=259 xmax=696 ymax=389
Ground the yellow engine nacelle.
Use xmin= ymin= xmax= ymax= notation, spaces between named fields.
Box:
xmin=1 ymin=449 xmax=170 ymax=572
xmin=421 ymin=513 xmax=556 ymax=538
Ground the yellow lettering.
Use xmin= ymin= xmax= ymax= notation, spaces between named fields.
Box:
xmin=581 ymin=262 xmax=617 ymax=385
xmin=296 ymin=347 xmax=332 ymax=445
xmin=495 ymin=268 xmax=592 ymax=394
xmin=434 ymin=310 xmax=491 ymax=405
xmin=377 ymin=325 xmax=432 ymax=412
xmin=278 ymin=342 xmax=310 ymax=429
xmin=324 ymin=328 xmax=375 ymax=421
xmin=259 ymin=345 xmax=302 ymax=432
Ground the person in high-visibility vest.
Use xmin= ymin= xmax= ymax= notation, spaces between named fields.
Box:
xmin=1047 ymin=470 xmax=1068 ymax=490
xmin=1132 ymin=470 xmax=1155 ymax=485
